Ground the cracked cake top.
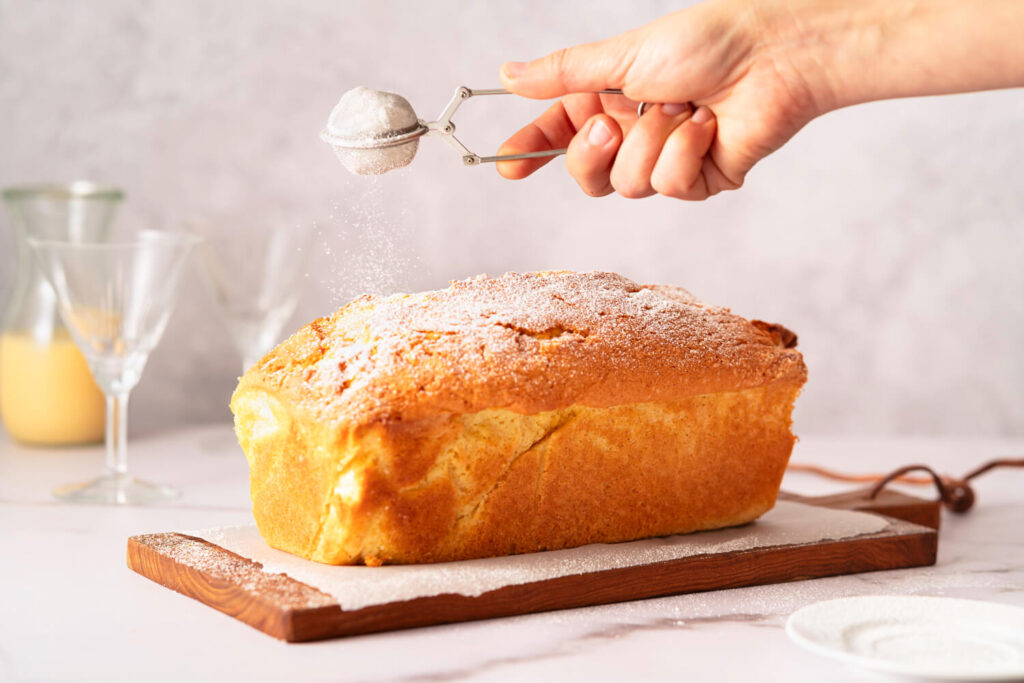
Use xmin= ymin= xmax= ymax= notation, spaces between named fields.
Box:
xmin=235 ymin=270 xmax=806 ymax=426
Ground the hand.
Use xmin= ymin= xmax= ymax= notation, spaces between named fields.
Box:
xmin=496 ymin=0 xmax=1024 ymax=201
xmin=496 ymin=0 xmax=823 ymax=200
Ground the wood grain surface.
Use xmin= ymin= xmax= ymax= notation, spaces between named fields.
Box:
xmin=126 ymin=492 xmax=939 ymax=642
xmin=778 ymin=487 xmax=943 ymax=529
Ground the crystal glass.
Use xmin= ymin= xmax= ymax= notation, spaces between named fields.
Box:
xmin=189 ymin=214 xmax=314 ymax=372
xmin=28 ymin=231 xmax=200 ymax=504
xmin=1 ymin=182 xmax=121 ymax=445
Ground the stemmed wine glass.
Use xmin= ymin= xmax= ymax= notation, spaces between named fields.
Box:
xmin=189 ymin=215 xmax=314 ymax=372
xmin=29 ymin=231 xmax=200 ymax=504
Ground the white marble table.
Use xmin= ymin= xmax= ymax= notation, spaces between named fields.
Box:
xmin=1 ymin=427 xmax=1021 ymax=683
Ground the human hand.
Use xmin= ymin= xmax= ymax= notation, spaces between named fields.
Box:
xmin=496 ymin=0 xmax=824 ymax=200
xmin=497 ymin=0 xmax=1024 ymax=201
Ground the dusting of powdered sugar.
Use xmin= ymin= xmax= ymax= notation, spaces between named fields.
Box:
xmin=133 ymin=533 xmax=336 ymax=610
xmin=286 ymin=270 xmax=803 ymax=423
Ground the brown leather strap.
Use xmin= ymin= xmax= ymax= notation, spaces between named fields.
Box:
xmin=788 ymin=458 xmax=1024 ymax=514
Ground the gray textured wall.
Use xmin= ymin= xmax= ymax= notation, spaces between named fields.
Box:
xmin=1 ymin=0 xmax=1022 ymax=436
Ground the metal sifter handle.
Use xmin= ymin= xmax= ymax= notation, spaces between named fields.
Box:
xmin=424 ymin=86 xmax=643 ymax=166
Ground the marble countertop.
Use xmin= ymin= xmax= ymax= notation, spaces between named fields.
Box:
xmin=1 ymin=427 xmax=1021 ymax=683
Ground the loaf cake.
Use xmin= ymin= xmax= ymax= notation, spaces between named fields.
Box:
xmin=230 ymin=271 xmax=807 ymax=565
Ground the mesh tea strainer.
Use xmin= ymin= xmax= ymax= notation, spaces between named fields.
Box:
xmin=321 ymin=85 xmax=643 ymax=175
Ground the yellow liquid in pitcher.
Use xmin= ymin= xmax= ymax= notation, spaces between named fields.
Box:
xmin=0 ymin=332 xmax=105 ymax=445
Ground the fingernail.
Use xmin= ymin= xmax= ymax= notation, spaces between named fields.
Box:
xmin=587 ymin=118 xmax=613 ymax=146
xmin=692 ymin=106 xmax=713 ymax=124
xmin=503 ymin=61 xmax=527 ymax=79
xmin=662 ymin=102 xmax=691 ymax=116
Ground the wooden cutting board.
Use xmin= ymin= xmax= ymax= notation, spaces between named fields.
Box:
xmin=127 ymin=490 xmax=938 ymax=642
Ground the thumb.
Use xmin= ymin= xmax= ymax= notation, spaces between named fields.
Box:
xmin=500 ymin=34 xmax=639 ymax=99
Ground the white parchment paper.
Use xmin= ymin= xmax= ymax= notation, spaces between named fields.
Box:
xmin=190 ymin=501 xmax=888 ymax=612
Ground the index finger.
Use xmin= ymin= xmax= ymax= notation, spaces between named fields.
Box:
xmin=499 ymin=33 xmax=639 ymax=100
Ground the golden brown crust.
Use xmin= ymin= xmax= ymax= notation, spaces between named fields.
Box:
xmin=236 ymin=271 xmax=806 ymax=427
xmin=322 ymin=383 xmax=799 ymax=564
xmin=231 ymin=271 xmax=808 ymax=565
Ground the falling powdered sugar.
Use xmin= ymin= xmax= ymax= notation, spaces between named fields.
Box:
xmin=314 ymin=184 xmax=417 ymax=308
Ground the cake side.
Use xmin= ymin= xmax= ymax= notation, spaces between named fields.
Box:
xmin=234 ymin=379 xmax=802 ymax=565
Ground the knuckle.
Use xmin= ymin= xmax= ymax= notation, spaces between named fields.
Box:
xmin=718 ymin=164 xmax=747 ymax=191
xmin=650 ymin=174 xmax=674 ymax=197
xmin=614 ymin=182 xmax=651 ymax=200
xmin=609 ymin=167 xmax=650 ymax=199
xmin=709 ymin=174 xmax=743 ymax=195
xmin=668 ymin=188 xmax=703 ymax=201
xmin=668 ymin=182 xmax=706 ymax=201
xmin=651 ymin=173 xmax=698 ymax=200
xmin=547 ymin=47 xmax=574 ymax=79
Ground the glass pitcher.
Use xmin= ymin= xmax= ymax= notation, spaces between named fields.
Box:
xmin=1 ymin=182 xmax=123 ymax=445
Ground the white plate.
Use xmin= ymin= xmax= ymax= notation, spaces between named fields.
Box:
xmin=786 ymin=596 xmax=1024 ymax=681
